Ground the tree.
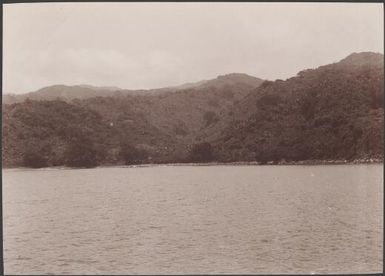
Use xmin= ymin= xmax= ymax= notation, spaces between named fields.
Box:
xmin=64 ymin=136 xmax=99 ymax=168
xmin=254 ymin=148 xmax=281 ymax=164
xmin=203 ymin=111 xmax=218 ymax=127
xmin=22 ymin=150 xmax=48 ymax=168
xmin=119 ymin=142 xmax=149 ymax=165
xmin=188 ymin=142 xmax=214 ymax=163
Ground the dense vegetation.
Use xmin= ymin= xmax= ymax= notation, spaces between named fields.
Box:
xmin=187 ymin=143 xmax=214 ymax=163
xmin=209 ymin=52 xmax=384 ymax=162
xmin=2 ymin=53 xmax=384 ymax=168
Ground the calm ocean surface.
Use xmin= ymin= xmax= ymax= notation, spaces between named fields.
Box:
xmin=3 ymin=164 xmax=383 ymax=274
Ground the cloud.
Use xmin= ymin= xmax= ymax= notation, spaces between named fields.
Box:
xmin=3 ymin=3 xmax=383 ymax=94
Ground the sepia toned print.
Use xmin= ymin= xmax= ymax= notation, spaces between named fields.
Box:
xmin=2 ymin=2 xmax=383 ymax=274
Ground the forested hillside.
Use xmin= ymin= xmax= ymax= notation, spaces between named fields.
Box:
xmin=2 ymin=52 xmax=383 ymax=168
xmin=208 ymin=52 xmax=384 ymax=162
xmin=2 ymin=73 xmax=263 ymax=167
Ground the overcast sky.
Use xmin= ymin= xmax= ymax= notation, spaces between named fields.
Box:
xmin=3 ymin=3 xmax=384 ymax=94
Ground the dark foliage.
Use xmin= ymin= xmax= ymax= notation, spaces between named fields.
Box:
xmin=64 ymin=136 xmax=100 ymax=168
xmin=188 ymin=142 xmax=214 ymax=163
xmin=257 ymin=94 xmax=282 ymax=108
xmin=22 ymin=151 xmax=48 ymax=168
xmin=119 ymin=142 xmax=149 ymax=165
xmin=213 ymin=52 xmax=384 ymax=162
xmin=203 ymin=111 xmax=218 ymax=127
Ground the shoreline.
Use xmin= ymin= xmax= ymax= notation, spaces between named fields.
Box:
xmin=2 ymin=158 xmax=383 ymax=170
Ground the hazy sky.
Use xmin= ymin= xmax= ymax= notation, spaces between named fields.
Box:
xmin=3 ymin=3 xmax=384 ymax=94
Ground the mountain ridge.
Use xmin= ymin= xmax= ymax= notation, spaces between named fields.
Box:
xmin=2 ymin=52 xmax=384 ymax=167
xmin=206 ymin=52 xmax=384 ymax=162
xmin=2 ymin=73 xmax=264 ymax=104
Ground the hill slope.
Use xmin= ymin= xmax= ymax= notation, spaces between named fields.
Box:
xmin=2 ymin=73 xmax=263 ymax=104
xmin=2 ymin=53 xmax=383 ymax=167
xmin=209 ymin=52 xmax=384 ymax=162
xmin=2 ymin=74 xmax=264 ymax=167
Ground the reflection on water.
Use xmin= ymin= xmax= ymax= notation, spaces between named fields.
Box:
xmin=3 ymin=164 xmax=383 ymax=274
